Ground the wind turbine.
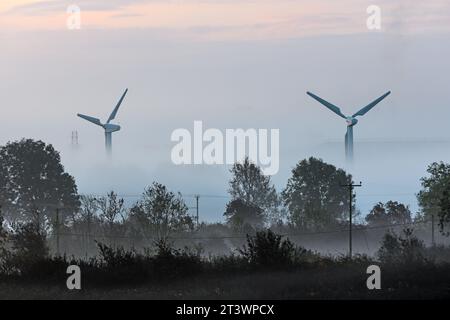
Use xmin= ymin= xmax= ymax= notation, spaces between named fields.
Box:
xmin=77 ymin=89 xmax=128 ymax=154
xmin=307 ymin=91 xmax=391 ymax=162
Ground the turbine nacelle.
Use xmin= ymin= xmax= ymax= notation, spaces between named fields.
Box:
xmin=346 ymin=117 xmax=358 ymax=127
xmin=104 ymin=123 xmax=121 ymax=133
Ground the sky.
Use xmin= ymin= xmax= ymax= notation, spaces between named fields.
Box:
xmin=1 ymin=0 xmax=450 ymax=222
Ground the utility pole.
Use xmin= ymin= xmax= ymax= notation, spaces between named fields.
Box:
xmin=55 ymin=208 xmax=60 ymax=256
xmin=340 ymin=181 xmax=362 ymax=259
xmin=86 ymin=210 xmax=91 ymax=258
xmin=195 ymin=195 xmax=200 ymax=228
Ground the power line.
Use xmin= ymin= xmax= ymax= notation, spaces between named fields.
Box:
xmin=54 ymin=220 xmax=431 ymax=241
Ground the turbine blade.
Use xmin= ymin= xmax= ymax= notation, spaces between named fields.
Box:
xmin=77 ymin=114 xmax=103 ymax=126
xmin=306 ymin=92 xmax=346 ymax=119
xmin=352 ymin=91 xmax=391 ymax=117
xmin=107 ymin=88 xmax=128 ymax=124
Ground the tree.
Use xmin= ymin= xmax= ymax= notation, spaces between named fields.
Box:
xmin=224 ymin=199 xmax=264 ymax=231
xmin=377 ymin=228 xmax=425 ymax=265
xmin=438 ymin=184 xmax=450 ymax=236
xmin=98 ymin=191 xmax=126 ymax=225
xmin=129 ymin=182 xmax=193 ymax=240
xmin=418 ymin=162 xmax=450 ymax=223
xmin=78 ymin=195 xmax=98 ymax=226
xmin=282 ymin=157 xmax=352 ymax=230
xmin=0 ymin=165 xmax=11 ymax=215
xmin=10 ymin=222 xmax=49 ymax=266
xmin=97 ymin=191 xmax=126 ymax=243
xmin=228 ymin=157 xmax=279 ymax=225
xmin=366 ymin=201 xmax=412 ymax=226
xmin=73 ymin=195 xmax=100 ymax=254
xmin=0 ymin=139 xmax=80 ymax=231
xmin=0 ymin=210 xmax=8 ymax=262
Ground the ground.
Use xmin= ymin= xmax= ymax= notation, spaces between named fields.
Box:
xmin=2 ymin=264 xmax=449 ymax=300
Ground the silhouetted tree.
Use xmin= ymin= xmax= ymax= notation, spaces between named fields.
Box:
xmin=10 ymin=222 xmax=49 ymax=266
xmin=129 ymin=183 xmax=193 ymax=241
xmin=98 ymin=192 xmax=125 ymax=225
xmin=0 ymin=223 xmax=9 ymax=274
xmin=74 ymin=195 xmax=101 ymax=253
xmin=366 ymin=201 xmax=412 ymax=226
xmin=0 ymin=165 xmax=11 ymax=215
xmin=0 ymin=210 xmax=8 ymax=261
xmin=282 ymin=157 xmax=352 ymax=230
xmin=417 ymin=162 xmax=450 ymax=223
xmin=228 ymin=157 xmax=279 ymax=225
xmin=77 ymin=195 xmax=97 ymax=222
xmin=97 ymin=191 xmax=126 ymax=244
xmin=0 ymin=139 xmax=80 ymax=231
xmin=224 ymin=199 xmax=264 ymax=231
xmin=438 ymin=184 xmax=450 ymax=236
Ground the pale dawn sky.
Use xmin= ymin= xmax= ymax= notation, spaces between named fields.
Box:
xmin=1 ymin=0 xmax=450 ymax=221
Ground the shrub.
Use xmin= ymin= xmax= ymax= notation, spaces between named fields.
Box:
xmin=6 ymin=223 xmax=49 ymax=276
xmin=377 ymin=228 xmax=427 ymax=265
xmin=423 ymin=244 xmax=450 ymax=264
xmin=239 ymin=229 xmax=296 ymax=268
xmin=97 ymin=242 xmax=140 ymax=268
xmin=91 ymin=240 xmax=203 ymax=284
xmin=153 ymin=239 xmax=203 ymax=279
xmin=96 ymin=242 xmax=151 ymax=284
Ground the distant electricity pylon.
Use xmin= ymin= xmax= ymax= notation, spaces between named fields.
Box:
xmin=340 ymin=181 xmax=362 ymax=259
xmin=71 ymin=131 xmax=79 ymax=148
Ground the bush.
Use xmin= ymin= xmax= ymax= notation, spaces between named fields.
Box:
xmin=423 ymin=244 xmax=450 ymax=264
xmin=95 ymin=242 xmax=151 ymax=284
xmin=90 ymin=240 xmax=204 ymax=284
xmin=153 ymin=239 xmax=203 ymax=279
xmin=6 ymin=223 xmax=49 ymax=276
xmin=239 ymin=229 xmax=296 ymax=268
xmin=377 ymin=228 xmax=427 ymax=266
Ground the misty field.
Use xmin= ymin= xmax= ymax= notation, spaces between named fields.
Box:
xmin=2 ymin=229 xmax=450 ymax=300
xmin=2 ymin=140 xmax=450 ymax=300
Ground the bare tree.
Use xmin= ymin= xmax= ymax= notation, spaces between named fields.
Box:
xmin=97 ymin=191 xmax=126 ymax=245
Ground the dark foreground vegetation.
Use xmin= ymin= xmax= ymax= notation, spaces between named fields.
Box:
xmin=1 ymin=228 xmax=450 ymax=299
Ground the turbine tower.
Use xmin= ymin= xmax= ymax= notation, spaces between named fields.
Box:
xmin=307 ymin=91 xmax=391 ymax=162
xmin=77 ymin=89 xmax=128 ymax=155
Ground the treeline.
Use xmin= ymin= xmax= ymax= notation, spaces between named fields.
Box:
xmin=0 ymin=139 xmax=450 ymax=259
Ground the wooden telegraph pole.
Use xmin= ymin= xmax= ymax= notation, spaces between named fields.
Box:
xmin=340 ymin=181 xmax=362 ymax=259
